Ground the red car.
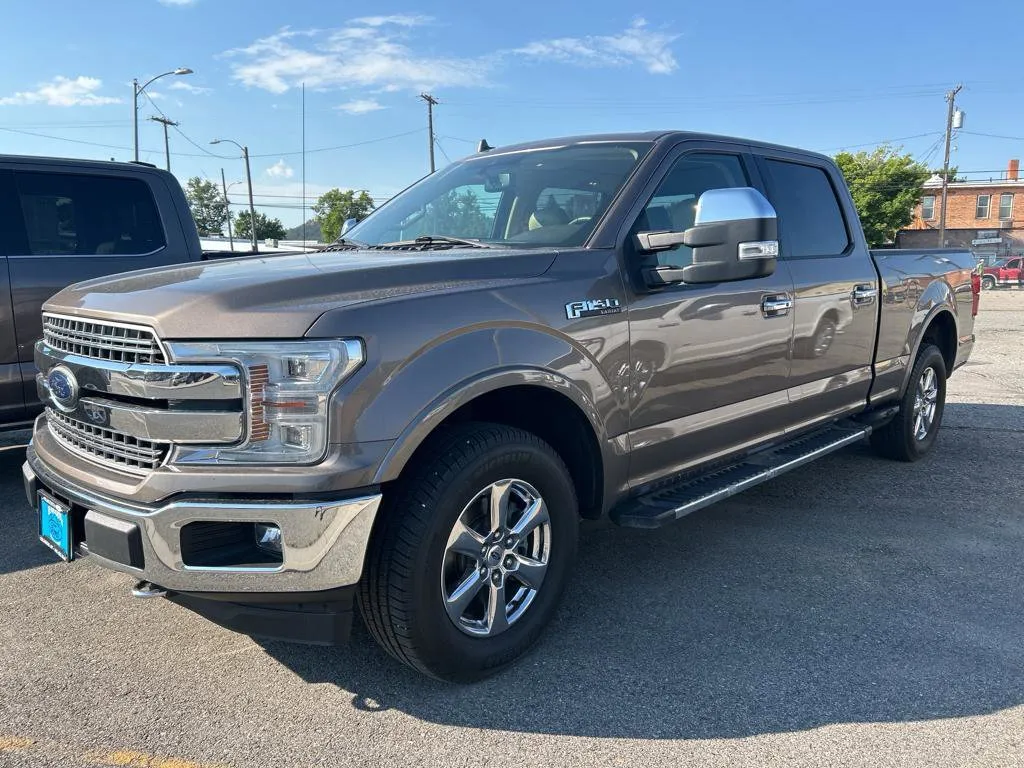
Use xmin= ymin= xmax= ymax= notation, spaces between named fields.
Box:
xmin=981 ymin=257 xmax=1023 ymax=290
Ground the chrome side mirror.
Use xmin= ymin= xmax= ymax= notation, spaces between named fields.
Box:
xmin=341 ymin=218 xmax=359 ymax=236
xmin=640 ymin=187 xmax=780 ymax=286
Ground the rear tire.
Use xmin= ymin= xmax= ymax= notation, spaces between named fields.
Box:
xmin=869 ymin=344 xmax=946 ymax=462
xmin=358 ymin=422 xmax=578 ymax=682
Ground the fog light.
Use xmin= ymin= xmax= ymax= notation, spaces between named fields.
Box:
xmin=254 ymin=523 xmax=282 ymax=554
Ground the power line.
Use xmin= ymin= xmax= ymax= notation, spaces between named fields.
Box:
xmin=829 ymin=132 xmax=943 ymax=151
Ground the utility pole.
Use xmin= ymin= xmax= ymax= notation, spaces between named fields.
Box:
xmin=420 ymin=93 xmax=439 ymax=173
xmin=148 ymin=116 xmax=178 ymax=171
xmin=938 ymin=83 xmax=963 ymax=247
xmin=220 ymin=168 xmax=235 ymax=252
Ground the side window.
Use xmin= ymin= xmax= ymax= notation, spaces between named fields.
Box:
xmin=636 ymin=152 xmax=749 ymax=267
xmin=398 ymin=183 xmax=500 ymax=241
xmin=14 ymin=172 xmax=166 ymax=256
xmin=764 ymin=159 xmax=849 ymax=258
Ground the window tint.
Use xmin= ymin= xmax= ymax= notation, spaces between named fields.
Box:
xmin=14 ymin=172 xmax=165 ymax=256
xmin=999 ymin=193 xmax=1014 ymax=220
xmin=764 ymin=159 xmax=849 ymax=258
xmin=637 ymin=153 xmax=749 ymax=266
xmin=976 ymin=195 xmax=991 ymax=219
xmin=921 ymin=195 xmax=935 ymax=220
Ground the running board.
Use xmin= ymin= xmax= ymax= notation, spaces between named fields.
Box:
xmin=611 ymin=422 xmax=872 ymax=529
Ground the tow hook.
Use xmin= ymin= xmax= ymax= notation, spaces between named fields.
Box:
xmin=131 ymin=580 xmax=168 ymax=599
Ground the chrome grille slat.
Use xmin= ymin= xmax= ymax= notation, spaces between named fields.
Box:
xmin=42 ymin=313 xmax=166 ymax=365
xmin=47 ymin=409 xmax=169 ymax=474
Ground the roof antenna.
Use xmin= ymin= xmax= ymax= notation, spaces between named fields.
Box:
xmin=477 ymin=139 xmax=493 ymax=153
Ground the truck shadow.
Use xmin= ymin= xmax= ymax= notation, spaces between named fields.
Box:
xmin=263 ymin=402 xmax=1024 ymax=739
xmin=0 ymin=438 xmax=54 ymax=576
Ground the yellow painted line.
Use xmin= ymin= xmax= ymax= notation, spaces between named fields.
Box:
xmin=88 ymin=748 xmax=227 ymax=768
xmin=0 ymin=735 xmax=230 ymax=768
xmin=0 ymin=735 xmax=35 ymax=751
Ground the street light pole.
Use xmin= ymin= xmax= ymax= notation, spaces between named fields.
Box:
xmin=131 ymin=68 xmax=193 ymax=162
xmin=211 ymin=137 xmax=258 ymax=253
xmin=243 ymin=145 xmax=257 ymax=253
xmin=221 ymin=168 xmax=235 ymax=252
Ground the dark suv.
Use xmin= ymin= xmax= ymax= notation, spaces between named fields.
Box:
xmin=0 ymin=156 xmax=208 ymax=428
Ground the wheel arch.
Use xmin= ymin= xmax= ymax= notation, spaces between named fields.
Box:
xmin=900 ymin=306 xmax=957 ymax=396
xmin=372 ymin=373 xmax=615 ymax=520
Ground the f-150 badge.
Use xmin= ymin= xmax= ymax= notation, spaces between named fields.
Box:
xmin=565 ymin=298 xmax=623 ymax=320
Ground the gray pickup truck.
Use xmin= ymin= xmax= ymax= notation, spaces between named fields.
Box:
xmin=24 ymin=132 xmax=979 ymax=682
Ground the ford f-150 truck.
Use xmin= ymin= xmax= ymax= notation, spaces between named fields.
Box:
xmin=24 ymin=132 xmax=979 ymax=682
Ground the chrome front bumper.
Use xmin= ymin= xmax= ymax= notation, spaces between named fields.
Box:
xmin=24 ymin=445 xmax=382 ymax=594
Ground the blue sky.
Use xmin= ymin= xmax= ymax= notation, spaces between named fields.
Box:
xmin=2 ymin=0 xmax=1022 ymax=227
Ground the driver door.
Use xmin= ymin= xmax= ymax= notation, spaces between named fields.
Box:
xmin=623 ymin=144 xmax=795 ymax=487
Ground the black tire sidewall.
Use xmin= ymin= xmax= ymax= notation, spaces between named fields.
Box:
xmin=404 ymin=439 xmax=578 ymax=681
xmin=899 ymin=346 xmax=947 ymax=459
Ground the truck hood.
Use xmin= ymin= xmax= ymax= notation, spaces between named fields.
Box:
xmin=44 ymin=248 xmax=558 ymax=339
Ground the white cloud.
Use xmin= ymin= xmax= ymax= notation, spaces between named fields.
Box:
xmin=226 ymin=19 xmax=491 ymax=94
xmin=266 ymin=159 xmax=294 ymax=179
xmin=158 ymin=0 xmax=198 ymax=5
xmin=352 ymin=14 xmax=430 ymax=27
xmin=337 ymin=98 xmax=384 ymax=114
xmin=169 ymin=81 xmax=212 ymax=95
xmin=515 ymin=19 xmax=679 ymax=75
xmin=0 ymin=75 xmax=121 ymax=107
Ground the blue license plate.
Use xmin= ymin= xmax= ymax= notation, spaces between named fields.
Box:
xmin=39 ymin=492 xmax=72 ymax=561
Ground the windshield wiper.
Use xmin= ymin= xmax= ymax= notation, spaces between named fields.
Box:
xmin=375 ymin=235 xmax=491 ymax=251
xmin=317 ymin=237 xmax=367 ymax=252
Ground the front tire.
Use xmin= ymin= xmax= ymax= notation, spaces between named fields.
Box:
xmin=869 ymin=344 xmax=947 ymax=462
xmin=358 ymin=423 xmax=578 ymax=682
xmin=982 ymin=275 xmax=997 ymax=290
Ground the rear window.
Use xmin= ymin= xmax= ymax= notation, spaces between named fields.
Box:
xmin=764 ymin=159 xmax=849 ymax=258
xmin=13 ymin=172 xmax=166 ymax=256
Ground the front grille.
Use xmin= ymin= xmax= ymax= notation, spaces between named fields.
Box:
xmin=43 ymin=313 xmax=166 ymax=365
xmin=47 ymin=409 xmax=169 ymax=474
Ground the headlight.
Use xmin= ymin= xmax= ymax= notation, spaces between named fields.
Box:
xmin=167 ymin=339 xmax=364 ymax=464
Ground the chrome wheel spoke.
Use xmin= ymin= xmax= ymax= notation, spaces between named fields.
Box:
xmin=446 ymin=518 xmax=485 ymax=559
xmin=489 ymin=480 xmax=513 ymax=533
xmin=511 ymin=497 xmax=550 ymax=538
xmin=445 ymin=570 xmax=485 ymax=622
xmin=441 ymin=477 xmax=552 ymax=638
xmin=486 ymin=582 xmax=509 ymax=634
xmin=514 ymin=555 xmax=548 ymax=589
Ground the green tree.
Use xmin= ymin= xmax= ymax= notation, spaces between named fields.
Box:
xmin=313 ymin=189 xmax=376 ymax=242
xmin=835 ymin=146 xmax=930 ymax=247
xmin=184 ymin=177 xmax=227 ymax=236
xmin=234 ymin=210 xmax=287 ymax=241
xmin=418 ymin=190 xmax=492 ymax=239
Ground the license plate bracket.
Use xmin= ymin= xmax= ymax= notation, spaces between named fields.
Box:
xmin=38 ymin=491 xmax=73 ymax=562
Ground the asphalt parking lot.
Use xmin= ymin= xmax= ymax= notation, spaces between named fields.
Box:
xmin=1 ymin=292 xmax=1022 ymax=768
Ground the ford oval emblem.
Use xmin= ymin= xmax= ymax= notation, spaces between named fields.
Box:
xmin=46 ymin=365 xmax=80 ymax=411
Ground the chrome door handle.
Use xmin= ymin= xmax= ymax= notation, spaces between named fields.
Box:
xmin=852 ymin=284 xmax=878 ymax=306
xmin=761 ymin=295 xmax=793 ymax=317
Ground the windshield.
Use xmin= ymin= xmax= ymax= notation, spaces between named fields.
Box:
xmin=344 ymin=141 xmax=652 ymax=249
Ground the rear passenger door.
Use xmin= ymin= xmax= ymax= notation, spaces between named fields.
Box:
xmin=756 ymin=154 xmax=878 ymax=430
xmin=5 ymin=166 xmax=184 ymax=414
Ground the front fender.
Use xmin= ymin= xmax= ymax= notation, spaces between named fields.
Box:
xmin=326 ymin=324 xmax=625 ymax=484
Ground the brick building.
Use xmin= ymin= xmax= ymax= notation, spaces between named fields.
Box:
xmin=896 ymin=160 xmax=1024 ymax=265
